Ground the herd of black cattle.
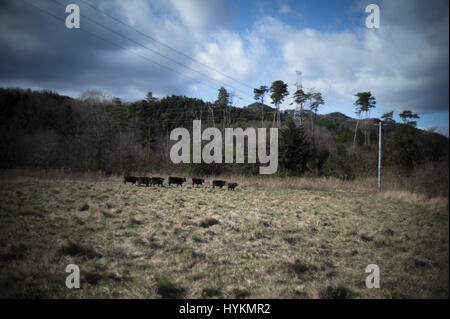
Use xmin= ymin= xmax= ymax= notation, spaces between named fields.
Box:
xmin=123 ymin=176 xmax=239 ymax=190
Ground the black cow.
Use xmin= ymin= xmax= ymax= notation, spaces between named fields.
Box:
xmin=192 ymin=178 xmax=205 ymax=187
xmin=151 ymin=177 xmax=164 ymax=186
xmin=168 ymin=176 xmax=186 ymax=186
xmin=137 ymin=177 xmax=151 ymax=187
xmin=124 ymin=176 xmax=137 ymax=184
xmin=212 ymin=180 xmax=227 ymax=188
xmin=227 ymin=182 xmax=238 ymax=191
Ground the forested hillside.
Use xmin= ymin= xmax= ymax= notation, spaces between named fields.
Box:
xmin=0 ymin=88 xmax=448 ymax=195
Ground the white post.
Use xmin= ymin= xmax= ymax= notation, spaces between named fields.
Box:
xmin=378 ymin=123 xmax=382 ymax=192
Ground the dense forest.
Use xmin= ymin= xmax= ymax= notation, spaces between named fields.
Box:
xmin=0 ymin=87 xmax=448 ymax=195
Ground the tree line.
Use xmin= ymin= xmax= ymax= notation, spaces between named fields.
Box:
xmin=0 ymin=87 xmax=447 ymax=180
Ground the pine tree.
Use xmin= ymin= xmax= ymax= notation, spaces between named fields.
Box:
xmin=399 ymin=110 xmax=419 ymax=127
xmin=280 ymin=118 xmax=311 ymax=175
xmin=270 ymin=80 xmax=289 ymax=128
xmin=353 ymin=92 xmax=376 ymax=151
xmin=254 ymin=85 xmax=269 ymax=128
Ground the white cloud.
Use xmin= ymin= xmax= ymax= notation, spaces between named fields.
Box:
xmin=168 ymin=0 xmax=233 ymax=33
xmin=194 ymin=30 xmax=264 ymax=83
xmin=250 ymin=0 xmax=449 ymax=114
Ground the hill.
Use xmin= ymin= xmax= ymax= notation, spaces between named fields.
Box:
xmin=245 ymin=102 xmax=275 ymax=113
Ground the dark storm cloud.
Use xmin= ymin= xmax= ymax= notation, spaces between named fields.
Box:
xmin=363 ymin=0 xmax=449 ymax=113
xmin=0 ymin=0 xmax=203 ymax=99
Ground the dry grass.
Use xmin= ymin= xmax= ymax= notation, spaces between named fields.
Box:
xmin=0 ymin=169 xmax=376 ymax=192
xmin=380 ymin=191 xmax=448 ymax=211
xmin=0 ymin=176 xmax=448 ymax=298
xmin=2 ymin=168 xmax=447 ymax=199
xmin=381 ymin=162 xmax=449 ymax=198
xmin=0 ymin=169 xmax=117 ymax=182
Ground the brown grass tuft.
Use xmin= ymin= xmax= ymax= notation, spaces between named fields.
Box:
xmin=380 ymin=191 xmax=448 ymax=210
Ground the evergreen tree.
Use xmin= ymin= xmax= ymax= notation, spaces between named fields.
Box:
xmin=215 ymin=87 xmax=230 ymax=129
xmin=253 ymin=85 xmax=269 ymax=128
xmin=399 ymin=110 xmax=419 ymax=127
xmin=292 ymin=88 xmax=310 ymax=125
xmin=270 ymin=80 xmax=289 ymax=128
xmin=353 ymin=92 xmax=376 ymax=151
xmin=280 ymin=118 xmax=310 ymax=175
xmin=381 ymin=111 xmax=395 ymax=125
xmin=309 ymin=91 xmax=324 ymax=147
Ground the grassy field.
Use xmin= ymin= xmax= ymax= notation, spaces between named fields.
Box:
xmin=0 ymin=177 xmax=448 ymax=298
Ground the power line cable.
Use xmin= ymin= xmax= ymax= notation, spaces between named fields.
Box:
xmin=23 ymin=0 xmax=253 ymax=105
xmin=49 ymin=0 xmax=254 ymax=102
xmin=78 ymin=0 xmax=255 ymax=91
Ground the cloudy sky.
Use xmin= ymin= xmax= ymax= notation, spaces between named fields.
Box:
xmin=0 ymin=0 xmax=448 ymax=135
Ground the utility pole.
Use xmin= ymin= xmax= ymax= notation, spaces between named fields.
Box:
xmin=375 ymin=122 xmax=382 ymax=192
